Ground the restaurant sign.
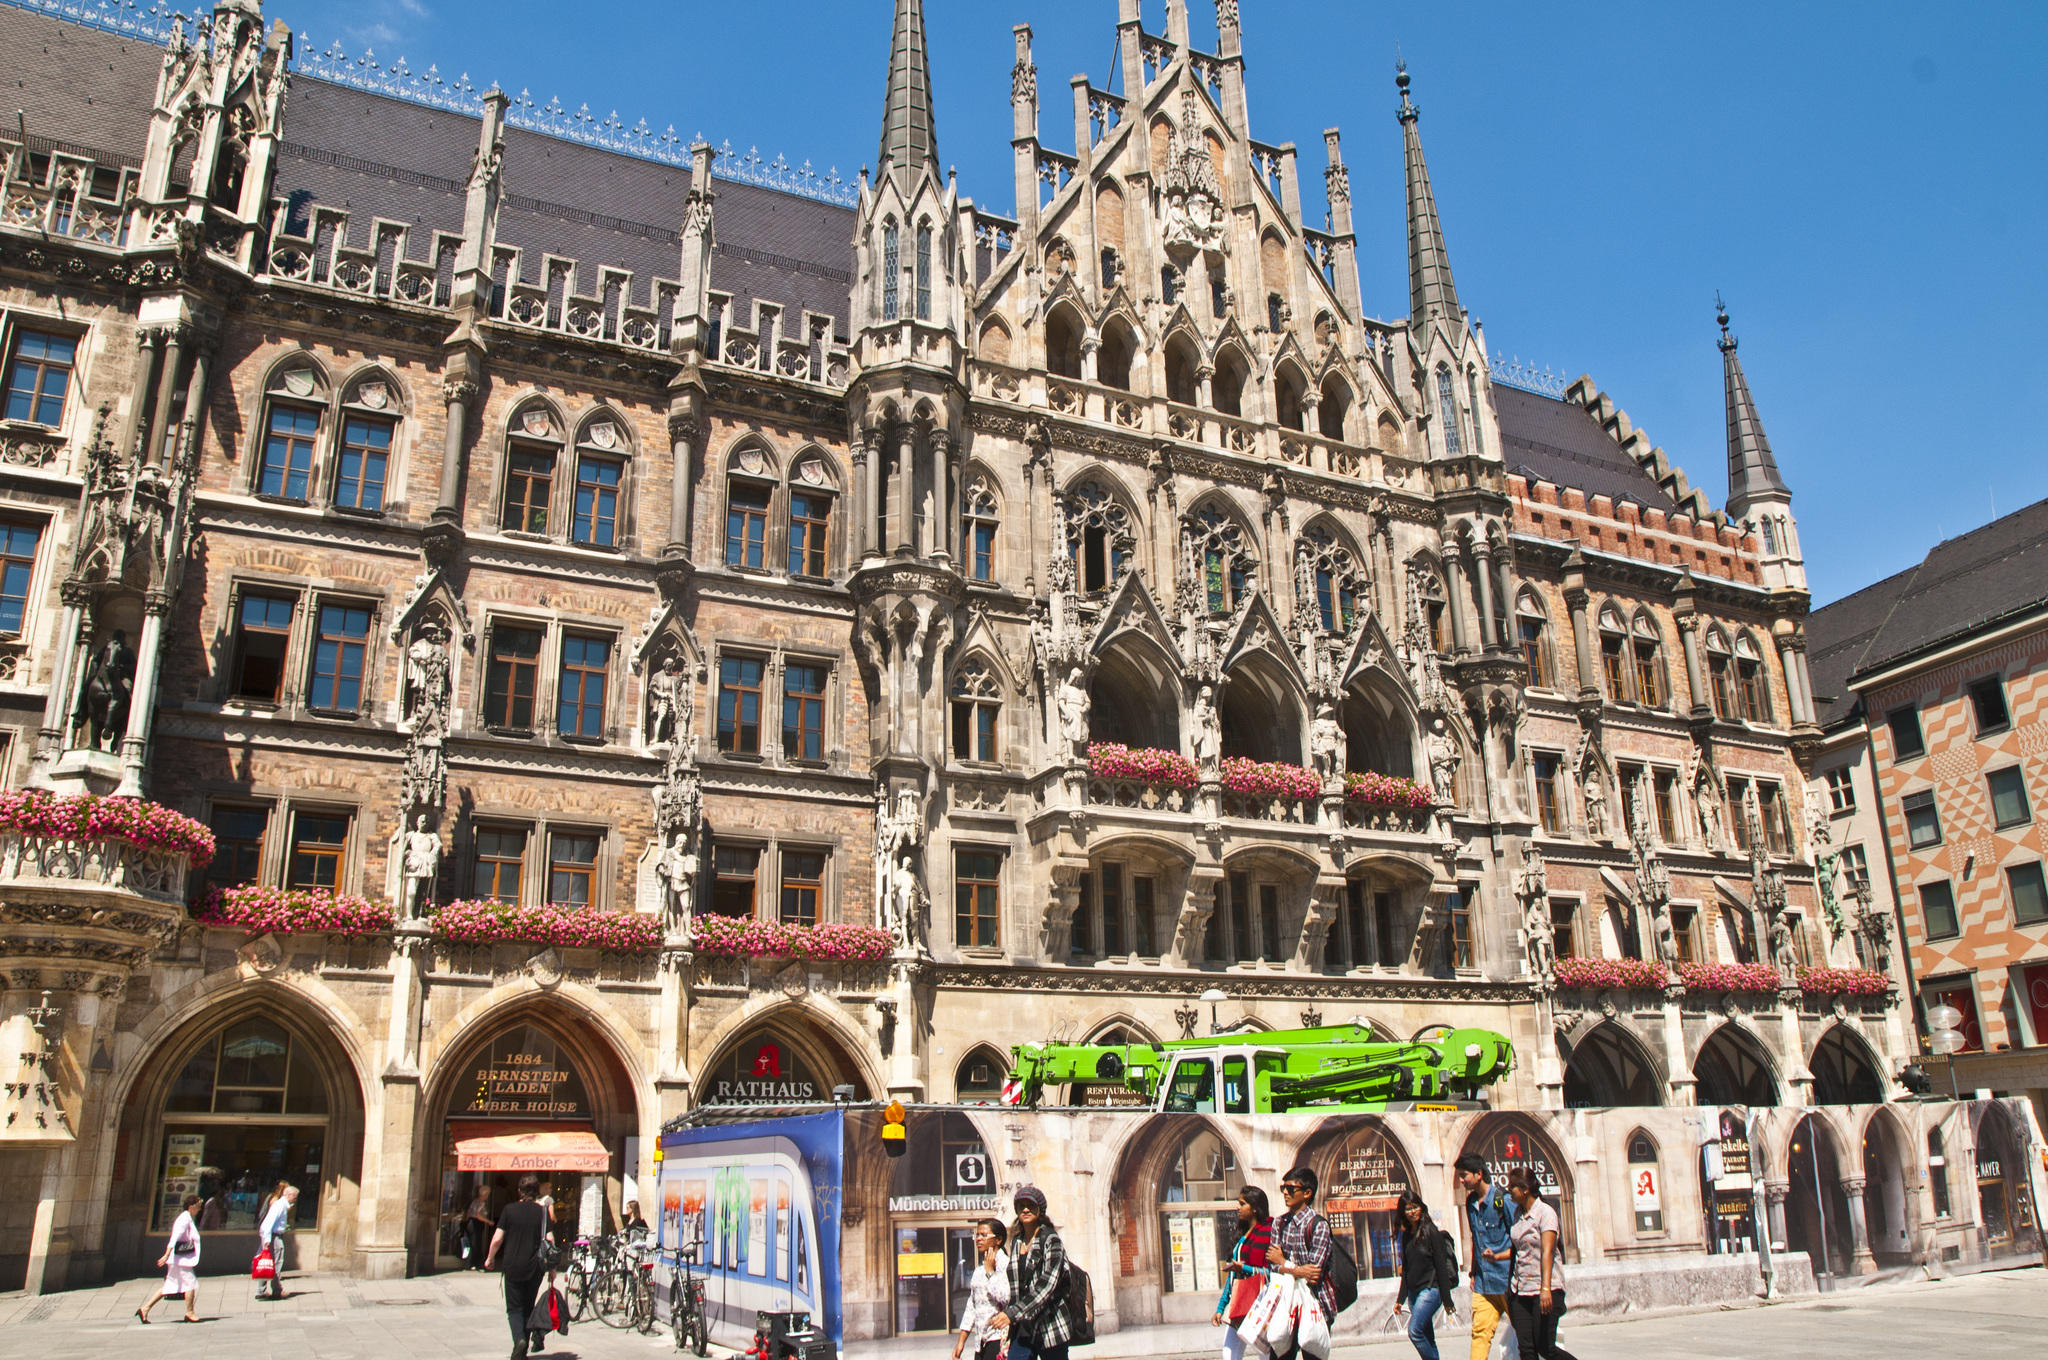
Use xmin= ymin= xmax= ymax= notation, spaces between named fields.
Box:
xmin=450 ymin=1025 xmax=590 ymax=1120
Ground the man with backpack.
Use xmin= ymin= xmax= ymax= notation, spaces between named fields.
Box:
xmin=1270 ymin=1166 xmax=1338 ymax=1359
xmin=1454 ymin=1154 xmax=1515 ymax=1360
xmin=484 ymin=1174 xmax=556 ymax=1360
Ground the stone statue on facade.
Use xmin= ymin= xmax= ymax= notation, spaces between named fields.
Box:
xmin=1769 ymin=911 xmax=1799 ymax=977
xmin=1629 ymin=788 xmax=1678 ymax=967
xmin=73 ymin=629 xmax=135 ymax=752
xmin=1517 ymin=843 xmax=1554 ymax=984
xmin=1583 ymin=757 xmax=1610 ymax=839
xmin=874 ymin=787 xmax=924 ymax=955
xmin=646 ymin=655 xmax=685 ymax=747
xmin=1426 ymin=718 xmax=1459 ymax=805
xmin=1192 ymin=684 xmax=1221 ymax=774
xmin=403 ymin=621 xmax=451 ymax=734
xmin=659 ymin=840 xmax=697 ymax=940
xmin=1310 ymin=702 xmax=1345 ymax=785
xmin=1692 ymin=751 xmax=1726 ymax=850
xmin=402 ymin=813 xmax=440 ymax=922
xmin=1056 ymin=667 xmax=1090 ymax=760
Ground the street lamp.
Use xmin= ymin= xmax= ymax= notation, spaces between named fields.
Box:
xmin=1926 ymin=1005 xmax=1965 ymax=1100
xmin=1201 ymin=987 xmax=1228 ymax=1036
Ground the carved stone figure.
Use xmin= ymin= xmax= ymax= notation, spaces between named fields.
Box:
xmin=404 ymin=621 xmax=451 ymax=734
xmin=1310 ymin=702 xmax=1345 ymax=785
xmin=1192 ymin=684 xmax=1222 ymax=773
xmin=1583 ymin=761 xmax=1609 ymax=839
xmin=874 ymin=788 xmax=923 ymax=954
xmin=1517 ymin=844 xmax=1554 ymax=983
xmin=1770 ymin=912 xmax=1799 ymax=976
xmin=659 ymin=841 xmax=697 ymax=939
xmin=1426 ymin=718 xmax=1460 ymax=805
xmin=1694 ymin=756 xmax=1726 ymax=849
xmin=73 ymin=629 xmax=135 ymax=752
xmin=1056 ymin=667 xmax=1090 ymax=759
xmin=646 ymin=655 xmax=684 ymax=746
xmin=402 ymin=814 xmax=440 ymax=922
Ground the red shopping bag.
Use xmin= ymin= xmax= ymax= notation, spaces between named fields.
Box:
xmin=251 ymin=1249 xmax=277 ymax=1281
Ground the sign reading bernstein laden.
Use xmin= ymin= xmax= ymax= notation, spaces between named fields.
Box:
xmin=453 ymin=1025 xmax=591 ymax=1120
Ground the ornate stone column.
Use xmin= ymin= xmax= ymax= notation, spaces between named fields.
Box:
xmin=893 ymin=423 xmax=917 ymax=555
xmin=1778 ymin=633 xmax=1814 ymax=725
xmin=122 ymin=327 xmax=163 ymax=460
xmin=849 ymin=432 xmax=870 ymax=559
xmin=664 ymin=407 xmax=699 ymax=556
xmin=435 ymin=378 xmax=476 ymax=520
xmin=1171 ymin=873 xmax=1220 ymax=969
xmin=140 ymin=324 xmax=185 ymax=468
xmin=114 ymin=591 xmax=171 ymax=798
xmin=1840 ymin=1175 xmax=1874 ymax=1272
xmin=1443 ymin=552 xmax=1473 ymax=655
xmin=1473 ymin=541 xmax=1499 ymax=650
xmin=1661 ymin=990 xmax=1696 ymax=1106
xmin=1764 ymin=1179 xmax=1790 ymax=1252
xmin=31 ymin=583 xmax=91 ymax=780
xmin=1562 ymin=547 xmax=1597 ymax=696
xmin=656 ymin=943 xmax=693 ymax=1122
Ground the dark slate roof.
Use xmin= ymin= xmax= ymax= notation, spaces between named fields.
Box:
xmin=0 ymin=6 xmax=855 ymax=332
xmin=1807 ymin=498 xmax=2048 ymax=724
xmin=1494 ymin=384 xmax=1678 ymax=511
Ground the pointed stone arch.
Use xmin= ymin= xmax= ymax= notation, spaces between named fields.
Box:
xmin=1810 ymin=1022 xmax=1886 ymax=1105
xmin=1560 ymin=1020 xmax=1665 ymax=1107
xmin=977 ymin=314 xmax=1013 ymax=366
xmin=1059 ymin=467 xmax=1143 ymax=594
xmin=1099 ymin=309 xmax=1140 ymax=391
xmin=1163 ymin=325 xmax=1203 ymax=407
xmin=1318 ymin=369 xmax=1355 ymax=442
xmin=1045 ymin=298 xmax=1086 ymax=379
xmin=1212 ymin=337 xmax=1251 ymax=418
xmin=1089 ymin=628 xmax=1183 ymax=753
xmin=1693 ymin=1020 xmax=1782 ymax=1107
xmin=502 ymin=390 xmax=568 ymax=446
xmin=1181 ymin=492 xmax=1262 ymax=615
xmin=1090 ymin=569 xmax=1180 ymax=670
xmin=953 ymin=1044 xmax=1012 ymax=1103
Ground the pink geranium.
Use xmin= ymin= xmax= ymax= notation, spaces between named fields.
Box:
xmin=433 ymin=899 xmax=661 ymax=952
xmin=1675 ymin=961 xmax=1782 ymax=993
xmin=1220 ymin=757 xmax=1322 ymax=800
xmin=195 ymin=885 xmax=392 ymax=937
xmin=1796 ymin=966 xmax=1891 ymax=996
xmin=0 ymin=789 xmax=215 ymax=868
xmin=1342 ymin=772 xmax=1437 ymax=809
xmin=1552 ymin=956 xmax=1670 ymax=990
xmin=690 ymin=914 xmax=894 ymax=962
xmin=1087 ymin=743 xmax=1199 ymax=791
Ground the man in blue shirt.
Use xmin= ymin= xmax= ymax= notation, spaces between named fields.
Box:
xmin=1455 ymin=1154 xmax=1515 ymax=1360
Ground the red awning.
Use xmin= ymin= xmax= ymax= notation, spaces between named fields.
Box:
xmin=453 ymin=1124 xmax=611 ymax=1172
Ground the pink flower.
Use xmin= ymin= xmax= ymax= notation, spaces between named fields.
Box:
xmin=433 ymin=899 xmax=661 ymax=952
xmin=1342 ymin=772 xmax=1437 ymax=809
xmin=1219 ymin=757 xmax=1322 ymax=800
xmin=1675 ymin=961 xmax=1782 ymax=993
xmin=196 ymin=885 xmax=392 ymax=937
xmin=1087 ymin=744 xmax=1199 ymax=791
xmin=0 ymin=790 xmax=215 ymax=868
xmin=1795 ymin=966 xmax=1891 ymax=996
xmin=1552 ymin=956 xmax=1669 ymax=990
xmin=689 ymin=914 xmax=893 ymax=962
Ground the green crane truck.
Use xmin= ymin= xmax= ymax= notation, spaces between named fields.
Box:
xmin=1004 ymin=1021 xmax=1516 ymax=1114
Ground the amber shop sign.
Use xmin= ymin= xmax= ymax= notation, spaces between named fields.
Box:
xmin=452 ymin=1026 xmax=591 ymax=1120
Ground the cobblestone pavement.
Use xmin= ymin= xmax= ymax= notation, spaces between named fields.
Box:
xmin=1 ymin=1265 xmax=2041 ymax=1360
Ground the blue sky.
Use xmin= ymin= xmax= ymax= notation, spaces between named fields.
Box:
xmin=270 ymin=0 xmax=2048 ymax=606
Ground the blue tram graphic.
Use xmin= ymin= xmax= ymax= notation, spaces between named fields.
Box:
xmin=656 ymin=1134 xmax=824 ymax=1343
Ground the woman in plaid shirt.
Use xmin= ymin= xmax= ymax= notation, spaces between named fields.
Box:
xmin=991 ymin=1185 xmax=1074 ymax=1359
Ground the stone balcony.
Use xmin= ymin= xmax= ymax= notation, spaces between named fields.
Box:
xmin=1076 ymin=773 xmax=1437 ymax=849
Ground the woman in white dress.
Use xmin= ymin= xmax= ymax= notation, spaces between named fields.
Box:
xmin=952 ymin=1218 xmax=1011 ymax=1360
xmin=138 ymin=1192 xmax=204 ymax=1323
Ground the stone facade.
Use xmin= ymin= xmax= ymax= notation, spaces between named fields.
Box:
xmin=0 ymin=0 xmax=2030 ymax=1323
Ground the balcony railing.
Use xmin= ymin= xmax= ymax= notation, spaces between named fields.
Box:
xmin=0 ymin=830 xmax=189 ymax=905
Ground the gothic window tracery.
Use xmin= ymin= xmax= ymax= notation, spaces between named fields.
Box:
xmin=1630 ymin=612 xmax=1668 ymax=709
xmin=882 ymin=219 xmax=900 ymax=321
xmin=962 ymin=473 xmax=1000 ymax=582
xmin=950 ymin=658 xmax=1002 ymax=764
xmin=1184 ymin=502 xmax=1257 ymax=615
xmin=1705 ymin=627 xmax=1735 ymax=719
xmin=1297 ymin=525 xmax=1363 ymax=634
xmin=1063 ymin=479 xmax=1136 ymax=594
xmin=915 ymin=221 xmax=933 ymax=321
xmin=1436 ymin=365 xmax=1462 ymax=455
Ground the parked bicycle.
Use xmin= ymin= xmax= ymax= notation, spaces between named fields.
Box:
xmin=668 ymin=1240 xmax=708 ymax=1356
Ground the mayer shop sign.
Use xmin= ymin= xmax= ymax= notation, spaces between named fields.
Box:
xmin=706 ymin=1032 xmax=822 ymax=1104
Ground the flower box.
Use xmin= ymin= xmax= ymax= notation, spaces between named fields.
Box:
xmin=1795 ymin=966 xmax=1891 ymax=997
xmin=1552 ymin=956 xmax=1670 ymax=991
xmin=1220 ymin=757 xmax=1322 ymax=800
xmin=1087 ymin=743 xmax=1198 ymax=791
xmin=195 ymin=886 xmax=393 ymax=937
xmin=690 ymin=914 xmax=894 ymax=963
xmin=1342 ymin=772 xmax=1436 ymax=809
xmin=432 ymin=899 xmax=661 ymax=952
xmin=0 ymin=790 xmax=215 ymax=867
xmin=1674 ymin=961 xmax=1782 ymax=993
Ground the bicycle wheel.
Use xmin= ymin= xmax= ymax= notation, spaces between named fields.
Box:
xmin=689 ymin=1306 xmax=708 ymax=1358
xmin=633 ymin=1272 xmax=658 ymax=1335
xmin=593 ymin=1266 xmax=628 ymax=1327
xmin=564 ymin=1263 xmax=592 ymax=1321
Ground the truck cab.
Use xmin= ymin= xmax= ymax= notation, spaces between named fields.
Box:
xmin=1161 ymin=1049 xmax=1283 ymax=1114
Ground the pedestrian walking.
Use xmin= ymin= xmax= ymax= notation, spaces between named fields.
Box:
xmin=990 ymin=1185 xmax=1074 ymax=1360
xmin=1392 ymin=1191 xmax=1459 ymax=1360
xmin=1455 ymin=1153 xmax=1516 ymax=1360
xmin=953 ymin=1217 xmax=1011 ymax=1360
xmin=1268 ymin=1166 xmax=1337 ymax=1360
xmin=466 ymin=1185 xmax=496 ymax=1269
xmin=137 ymin=1192 xmax=203 ymax=1323
xmin=484 ymin=1174 xmax=556 ymax=1360
xmin=1504 ymin=1169 xmax=1579 ymax=1360
xmin=256 ymin=1182 xmax=298 ymax=1299
xmin=1210 ymin=1186 xmax=1273 ymax=1360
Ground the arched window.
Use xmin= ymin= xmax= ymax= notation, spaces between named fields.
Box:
xmin=786 ymin=452 xmax=835 ymax=578
xmin=962 ymin=473 xmax=999 ymax=581
xmin=1810 ymin=1025 xmax=1884 ymax=1105
xmin=570 ymin=412 xmax=631 ymax=549
xmin=1275 ymin=363 xmax=1306 ymax=432
xmin=1631 ymin=613 xmax=1667 ymax=708
xmin=1164 ymin=332 xmax=1201 ymax=407
xmin=333 ymin=372 xmax=400 ymax=514
xmin=950 ymin=658 xmax=1001 ymax=764
xmin=723 ymin=444 xmax=777 ymax=570
xmin=1160 ymin=263 xmax=1178 ymax=307
xmin=500 ymin=399 xmax=565 ymax=536
xmin=1062 ymin=479 xmax=1136 ymax=593
xmin=914 ymin=222 xmax=932 ymax=321
xmin=1045 ymin=305 xmax=1084 ymax=380
xmin=1627 ymin=1129 xmax=1663 ymax=1234
xmin=1692 ymin=1024 xmax=1779 ymax=1106
xmin=1318 ymin=375 xmax=1352 ymax=443
xmin=955 ymin=1047 xmax=1008 ymax=1104
xmin=1297 ymin=525 xmax=1363 ymax=634
xmin=157 ymin=1015 xmax=330 ymax=1232
xmin=881 ymin=219 xmax=900 ymax=321
xmin=1561 ymin=1023 xmax=1662 ymax=1108
xmin=1436 ymin=365 xmax=1462 ymax=455
xmin=256 ymin=362 xmax=329 ymax=501
xmin=1099 ymin=317 xmax=1137 ymax=391
xmin=1213 ymin=346 xmax=1248 ymax=418
xmin=1467 ymin=369 xmax=1486 ymax=456
xmin=1705 ymin=628 xmax=1736 ymax=718
xmin=1735 ymin=634 xmax=1772 ymax=723
xmin=1598 ymin=605 xmax=1630 ymax=700
xmin=1517 ymin=591 xmax=1553 ymax=688
xmin=978 ymin=317 xmax=1012 ymax=366
xmin=1152 ymin=1124 xmax=1241 ymax=1294
xmin=1415 ymin=569 xmax=1448 ymax=654
xmin=1185 ymin=503 xmax=1256 ymax=615
xmin=1312 ymin=1119 xmax=1420 ymax=1279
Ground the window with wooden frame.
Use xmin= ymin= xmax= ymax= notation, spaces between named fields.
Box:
xmin=1518 ymin=596 xmax=1551 ymax=689
xmin=1448 ymin=885 xmax=1475 ymax=971
xmin=1824 ymin=764 xmax=1856 ymax=814
xmin=1987 ymin=766 xmax=2030 ymax=830
xmin=1229 ymin=872 xmax=1252 ymax=961
xmin=725 ymin=479 xmax=771 ymax=569
xmin=501 ymin=445 xmax=556 ymax=534
xmin=1133 ymin=873 xmax=1157 ymax=956
xmin=711 ymin=845 xmax=759 ymax=918
xmin=1259 ymin=883 xmax=1283 ymax=963
xmin=1599 ymin=608 xmax=1629 ymax=700
xmin=950 ymin=660 xmax=1000 ymax=764
xmin=1758 ymin=783 xmax=1790 ymax=856
xmin=472 ymin=826 xmax=526 ymax=904
xmin=1735 ymin=635 xmax=1771 ymax=723
xmin=3 ymin=329 xmax=76 ymax=426
xmin=2007 ymin=861 xmax=2048 ymax=926
xmin=307 ymin=601 xmax=372 ymax=713
xmin=1551 ymin=899 xmax=1578 ymax=960
xmin=955 ymin=849 xmax=1001 ymax=948
xmin=779 ymin=848 xmax=825 ymax=926
xmin=1706 ymin=631 xmax=1736 ymax=719
xmin=1887 ymin=705 xmax=1925 ymax=760
xmin=717 ymin=655 xmax=764 ymax=755
xmin=963 ymin=475 xmax=999 ymax=582
xmin=0 ymin=519 xmax=41 ymax=637
xmin=556 ymin=633 xmax=610 ymax=740
xmin=1532 ymin=753 xmax=1563 ymax=834
xmin=1902 ymin=790 xmax=1942 ymax=851
xmin=483 ymin=624 xmax=544 ymax=731
xmin=546 ymin=830 xmax=600 ymax=906
xmin=286 ymin=809 xmax=350 ymax=890
xmin=230 ymin=591 xmax=295 ymax=703
xmin=571 ymin=455 xmax=623 ymax=547
xmin=1918 ymin=880 xmax=1960 ymax=940
xmin=1653 ymin=769 xmax=1679 ymax=844
xmin=787 ymin=491 xmax=830 ymax=577
xmin=334 ymin=414 xmax=393 ymax=513
xmin=259 ymin=405 xmax=319 ymax=500
xmin=1726 ymin=777 xmax=1753 ymax=851
xmin=1617 ymin=762 xmax=1645 ymax=835
xmin=781 ymin=662 xmax=826 ymax=762
xmin=1631 ymin=615 xmax=1666 ymax=707
xmin=1839 ymin=843 xmax=1870 ymax=895
xmin=1970 ymin=677 xmax=2011 ymax=735
xmin=1670 ymin=904 xmax=1698 ymax=964
xmin=206 ymin=803 xmax=269 ymax=888
xmin=1100 ymin=862 xmax=1126 ymax=956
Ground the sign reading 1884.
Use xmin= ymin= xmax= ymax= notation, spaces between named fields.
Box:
xmin=450 ymin=1025 xmax=591 ymax=1120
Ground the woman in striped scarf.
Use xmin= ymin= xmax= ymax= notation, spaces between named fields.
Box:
xmin=1212 ymin=1186 xmax=1274 ymax=1359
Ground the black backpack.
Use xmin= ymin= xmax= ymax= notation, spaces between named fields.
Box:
xmin=1326 ymin=1235 xmax=1359 ymax=1315
xmin=1063 ymin=1259 xmax=1095 ymax=1346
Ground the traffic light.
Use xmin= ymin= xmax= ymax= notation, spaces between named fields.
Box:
xmin=881 ymin=1098 xmax=906 ymax=1157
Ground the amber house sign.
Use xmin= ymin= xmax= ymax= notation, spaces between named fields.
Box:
xmin=451 ymin=1026 xmax=592 ymax=1120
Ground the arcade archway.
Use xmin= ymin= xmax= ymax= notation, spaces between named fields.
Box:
xmin=1459 ymin=1114 xmax=1578 ymax=1262
xmin=1560 ymin=1022 xmax=1663 ymax=1108
xmin=1785 ymin=1115 xmax=1854 ymax=1279
xmin=1693 ymin=1024 xmax=1780 ymax=1107
xmin=1297 ymin=1115 xmax=1422 ymax=1281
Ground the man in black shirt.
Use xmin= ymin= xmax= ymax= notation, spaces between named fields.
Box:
xmin=485 ymin=1174 xmax=553 ymax=1360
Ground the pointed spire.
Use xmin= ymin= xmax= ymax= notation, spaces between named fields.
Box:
xmin=1718 ymin=295 xmax=1789 ymax=514
xmin=877 ymin=0 xmax=939 ymax=198
xmin=1397 ymin=60 xmax=1461 ymax=328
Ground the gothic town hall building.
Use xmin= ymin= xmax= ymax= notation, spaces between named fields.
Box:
xmin=0 ymin=0 xmax=2018 ymax=1327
